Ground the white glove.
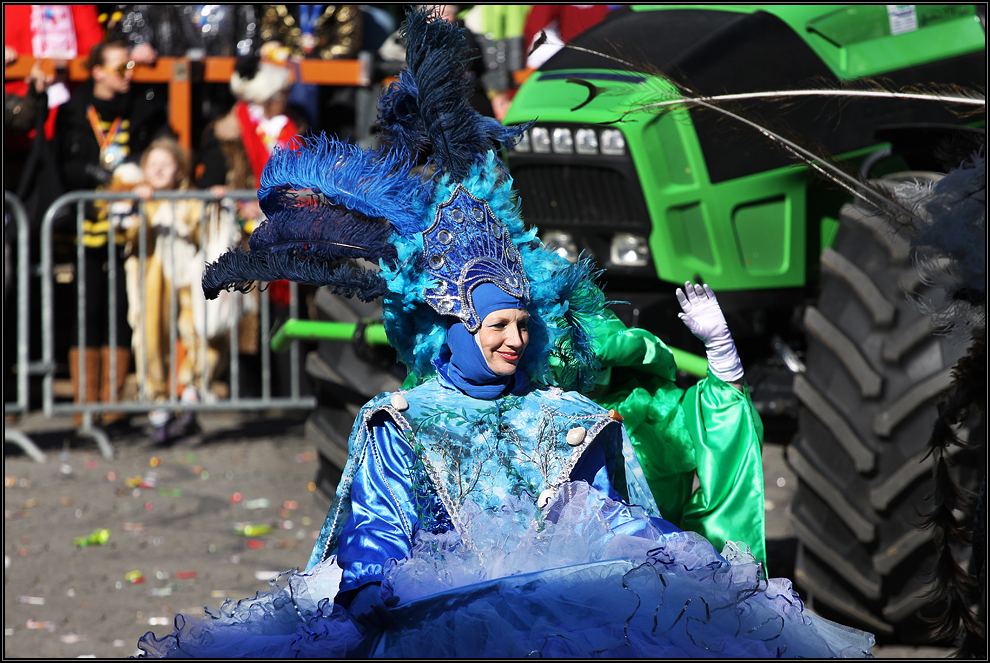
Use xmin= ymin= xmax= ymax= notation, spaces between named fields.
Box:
xmin=676 ymin=281 xmax=744 ymax=383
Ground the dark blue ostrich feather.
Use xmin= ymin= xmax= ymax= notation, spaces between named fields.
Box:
xmin=377 ymin=7 xmax=531 ymax=180
xmin=259 ymin=134 xmax=428 ymax=237
xmin=248 ymin=204 xmax=398 ymax=264
xmin=201 ymin=186 xmax=398 ymax=302
xmin=202 ymin=249 xmax=388 ymax=303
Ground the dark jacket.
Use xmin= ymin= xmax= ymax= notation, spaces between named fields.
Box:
xmin=54 ymin=79 xmax=168 ymax=192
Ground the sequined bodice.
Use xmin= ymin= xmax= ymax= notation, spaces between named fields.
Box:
xmin=400 ymin=379 xmax=619 ymax=533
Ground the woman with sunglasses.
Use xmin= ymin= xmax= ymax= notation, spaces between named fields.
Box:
xmin=54 ymin=39 xmax=171 ymax=428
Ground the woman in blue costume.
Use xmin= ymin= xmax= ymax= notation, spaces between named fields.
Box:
xmin=138 ymin=7 xmax=874 ymax=658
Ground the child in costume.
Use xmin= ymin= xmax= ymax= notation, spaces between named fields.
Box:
xmin=114 ymin=138 xmax=236 ymax=443
xmin=137 ymin=8 xmax=874 ymax=658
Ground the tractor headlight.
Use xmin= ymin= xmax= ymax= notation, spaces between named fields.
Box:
xmin=575 ymin=128 xmax=598 ymax=155
xmin=513 ymin=129 xmax=531 ymax=152
xmin=610 ymin=233 xmax=649 ymax=267
xmin=600 ymin=128 xmax=626 ymax=155
xmin=552 ymin=127 xmax=574 ymax=154
xmin=542 ymin=230 xmax=579 ymax=263
xmin=530 ymin=127 xmax=551 ymax=153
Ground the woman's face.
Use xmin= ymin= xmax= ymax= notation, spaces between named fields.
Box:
xmin=143 ymin=148 xmax=179 ymax=190
xmin=477 ymin=308 xmax=530 ymax=375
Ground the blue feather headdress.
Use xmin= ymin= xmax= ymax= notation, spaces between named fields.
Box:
xmin=202 ymin=6 xmax=604 ymax=391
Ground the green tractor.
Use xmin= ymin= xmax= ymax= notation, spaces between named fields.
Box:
xmin=499 ymin=4 xmax=985 ymax=641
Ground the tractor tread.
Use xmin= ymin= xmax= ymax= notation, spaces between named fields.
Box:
xmin=789 ymin=514 xmax=882 ymax=600
xmin=787 ymin=444 xmax=875 ymax=542
xmin=869 ymin=440 xmax=967 ymax=511
xmin=793 ymin=374 xmax=875 ymax=472
xmin=882 ymin=581 xmax=937 ymax=623
xmin=804 ymin=306 xmax=883 ymax=397
xmin=838 ymin=202 xmax=911 ymax=264
xmin=306 ymin=350 xmax=347 ymax=387
xmin=882 ymin=316 xmax=939 ymax=363
xmin=898 ymin=257 xmax=953 ymax=295
xmin=872 ymin=367 xmax=954 ymax=438
xmin=791 ymin=172 xmax=978 ymax=637
xmin=872 ymin=528 xmax=933 ymax=576
xmin=305 ymin=414 xmax=349 ymax=471
xmin=795 ymin=544 xmax=895 ymax=635
xmin=820 ymin=247 xmax=896 ymax=326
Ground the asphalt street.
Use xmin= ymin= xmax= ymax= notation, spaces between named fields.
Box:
xmin=4 ymin=409 xmax=953 ymax=658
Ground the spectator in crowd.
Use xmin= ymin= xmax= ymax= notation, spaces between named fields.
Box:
xmin=54 ymin=38 xmax=170 ymax=427
xmin=4 ymin=58 xmax=54 ymax=190
xmin=461 ymin=5 xmax=531 ymax=121
xmin=111 ymin=137 xmax=233 ymax=444
xmin=360 ymin=4 xmax=398 ymax=54
xmin=4 ymin=60 xmax=54 ymax=415
xmin=523 ymin=5 xmax=618 ymax=70
xmin=195 ymin=42 xmax=304 ymax=231
xmin=4 ymin=58 xmax=54 ymax=133
xmin=256 ymin=5 xmax=363 ymax=135
xmin=4 ymin=4 xmax=104 ymax=140
xmin=259 ymin=5 xmax=362 ymax=59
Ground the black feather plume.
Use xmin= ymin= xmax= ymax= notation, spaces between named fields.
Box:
xmin=376 ymin=7 xmax=530 ymax=179
xmin=202 ymin=249 xmax=388 ymax=302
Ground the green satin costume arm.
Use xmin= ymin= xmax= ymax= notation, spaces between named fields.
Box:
xmin=583 ymin=311 xmax=767 ymax=570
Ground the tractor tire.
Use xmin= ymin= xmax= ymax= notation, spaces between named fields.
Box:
xmin=788 ymin=172 xmax=982 ymax=642
xmin=305 ymin=287 xmax=405 ymax=501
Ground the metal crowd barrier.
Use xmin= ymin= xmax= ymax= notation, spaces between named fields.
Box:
xmin=4 ymin=192 xmax=46 ymax=462
xmin=39 ymin=189 xmax=316 ymax=459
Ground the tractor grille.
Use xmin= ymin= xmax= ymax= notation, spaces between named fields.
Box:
xmin=511 ymin=164 xmax=651 ymax=231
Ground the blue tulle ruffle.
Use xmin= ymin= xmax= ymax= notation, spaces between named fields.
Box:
xmin=136 ymin=482 xmax=874 ymax=658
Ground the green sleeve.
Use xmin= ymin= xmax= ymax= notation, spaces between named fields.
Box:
xmin=680 ymin=371 xmax=766 ymax=570
xmin=586 ymin=311 xmax=767 ymax=570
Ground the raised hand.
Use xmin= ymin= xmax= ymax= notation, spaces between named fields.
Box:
xmin=675 ymin=281 xmax=744 ymax=384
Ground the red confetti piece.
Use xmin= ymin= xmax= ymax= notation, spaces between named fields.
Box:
xmin=230 ymin=492 xmax=243 ymax=504
xmin=175 ymin=571 xmax=197 ymax=579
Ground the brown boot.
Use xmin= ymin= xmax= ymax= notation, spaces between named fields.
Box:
xmin=100 ymin=346 xmax=132 ymax=426
xmin=69 ymin=347 xmax=101 ymax=426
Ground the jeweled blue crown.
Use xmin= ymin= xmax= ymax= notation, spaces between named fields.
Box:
xmin=422 ymin=185 xmax=530 ymax=331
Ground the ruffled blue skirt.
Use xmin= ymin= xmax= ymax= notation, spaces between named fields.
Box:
xmin=137 ymin=483 xmax=874 ymax=658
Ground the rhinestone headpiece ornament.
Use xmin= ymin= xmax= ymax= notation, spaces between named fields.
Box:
xmin=422 ymin=185 xmax=530 ymax=332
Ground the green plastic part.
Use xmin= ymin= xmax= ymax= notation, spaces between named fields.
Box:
xmin=270 ymin=319 xmax=390 ymax=352
xmin=666 ymin=347 xmax=709 ymax=379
